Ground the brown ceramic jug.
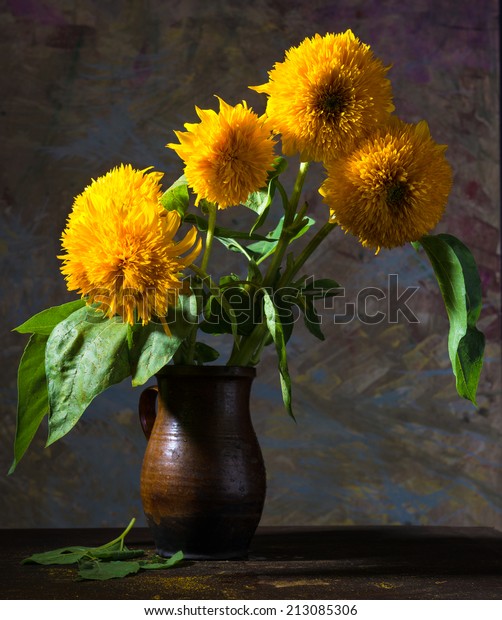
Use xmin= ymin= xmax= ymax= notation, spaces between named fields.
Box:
xmin=139 ymin=365 xmax=266 ymax=559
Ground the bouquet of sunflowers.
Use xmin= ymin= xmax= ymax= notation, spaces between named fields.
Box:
xmin=10 ymin=31 xmax=484 ymax=472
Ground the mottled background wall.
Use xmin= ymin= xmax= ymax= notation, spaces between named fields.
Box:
xmin=1 ymin=0 xmax=500 ymax=529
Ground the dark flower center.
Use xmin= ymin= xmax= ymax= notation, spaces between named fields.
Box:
xmin=316 ymin=85 xmax=350 ymax=121
xmin=386 ymin=181 xmax=408 ymax=211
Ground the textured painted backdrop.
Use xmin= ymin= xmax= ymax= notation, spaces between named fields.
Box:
xmin=0 ymin=0 xmax=500 ymax=529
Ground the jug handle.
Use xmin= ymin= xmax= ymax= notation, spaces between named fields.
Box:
xmin=139 ymin=386 xmax=158 ymax=440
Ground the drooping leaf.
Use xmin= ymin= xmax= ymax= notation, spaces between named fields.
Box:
xmin=272 ymin=286 xmax=300 ymax=344
xmin=129 ymin=321 xmax=183 ymax=387
xmin=160 ymin=175 xmax=189 ymax=217
xmin=9 ymin=334 xmax=49 ymax=474
xmin=263 ymin=290 xmax=294 ymax=419
xmin=14 ymin=299 xmax=86 ymax=335
xmin=455 ymin=328 xmax=485 ymax=404
xmin=415 ymin=234 xmax=485 ymax=405
xmin=438 ymin=234 xmax=483 ymax=324
xmin=298 ymin=295 xmax=325 ymax=341
xmin=45 ymin=307 xmax=131 ymax=445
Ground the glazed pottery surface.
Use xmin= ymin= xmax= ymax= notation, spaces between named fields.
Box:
xmin=139 ymin=365 xmax=266 ymax=559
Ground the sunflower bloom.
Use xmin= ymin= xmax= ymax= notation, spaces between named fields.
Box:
xmin=167 ymin=97 xmax=276 ymax=209
xmin=251 ymin=31 xmax=394 ymax=163
xmin=59 ymin=164 xmax=201 ymax=325
xmin=320 ymin=118 xmax=453 ymax=250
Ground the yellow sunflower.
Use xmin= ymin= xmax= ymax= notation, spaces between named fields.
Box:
xmin=59 ymin=164 xmax=201 ymax=326
xmin=167 ymin=97 xmax=276 ymax=209
xmin=251 ymin=30 xmax=394 ymax=163
xmin=320 ymin=118 xmax=453 ymax=250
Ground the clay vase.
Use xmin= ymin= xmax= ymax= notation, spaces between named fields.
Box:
xmin=139 ymin=365 xmax=266 ymax=559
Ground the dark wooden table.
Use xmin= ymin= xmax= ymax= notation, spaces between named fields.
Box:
xmin=1 ymin=526 xmax=501 ymax=599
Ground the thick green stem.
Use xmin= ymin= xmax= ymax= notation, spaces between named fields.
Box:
xmin=200 ymin=202 xmax=217 ymax=274
xmin=231 ymin=162 xmax=311 ymax=367
xmin=227 ymin=321 xmax=268 ymax=366
xmin=183 ymin=205 xmax=218 ymax=365
xmin=287 ymin=161 xmax=310 ymax=224
xmin=263 ymin=161 xmax=311 ymax=288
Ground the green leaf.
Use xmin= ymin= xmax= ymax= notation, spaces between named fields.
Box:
xmin=244 ymin=157 xmax=288 ymax=232
xmin=201 ymin=283 xmax=260 ymax=337
xmin=129 ymin=321 xmax=183 ymax=387
xmin=302 ymin=278 xmax=342 ymax=298
xmin=23 ymin=546 xmax=89 ymax=565
xmin=246 ymin=218 xmax=283 ymax=262
xmin=194 ymin=342 xmax=220 ymax=363
xmin=438 ymin=234 xmax=483 ymax=325
xmin=22 ymin=519 xmax=140 ymax=567
xmin=247 ymin=216 xmax=316 ymax=264
xmin=160 ymin=175 xmax=189 ymax=217
xmin=14 ymin=299 xmax=86 ymax=335
xmin=78 ymin=559 xmax=141 ymax=580
xmin=416 ymin=234 xmax=485 ymax=405
xmin=247 ymin=258 xmax=263 ymax=285
xmin=216 ymin=235 xmax=257 ymax=260
xmin=45 ymin=307 xmax=131 ymax=445
xmin=139 ymin=551 xmax=184 ymax=570
xmin=263 ymin=291 xmax=294 ymax=419
xmin=22 ymin=543 xmax=143 ymax=566
xmin=9 ymin=334 xmax=49 ymax=474
xmin=21 ymin=519 xmax=183 ymax=581
xmin=298 ymin=295 xmax=325 ymax=341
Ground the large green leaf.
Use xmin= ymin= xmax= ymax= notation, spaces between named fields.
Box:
xmin=77 ymin=560 xmax=141 ymax=580
xmin=128 ymin=321 xmax=183 ymax=387
xmin=9 ymin=334 xmax=49 ymax=473
xmin=263 ymin=290 xmax=294 ymax=419
xmin=416 ymin=234 xmax=485 ymax=405
xmin=14 ymin=299 xmax=86 ymax=335
xmin=45 ymin=307 xmax=131 ymax=445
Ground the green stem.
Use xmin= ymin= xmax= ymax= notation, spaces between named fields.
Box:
xmin=183 ymin=205 xmax=217 ymax=365
xmin=200 ymin=202 xmax=217 ymax=274
xmin=278 ymin=221 xmax=338 ymax=288
xmin=230 ymin=161 xmax=312 ymax=367
xmin=262 ymin=161 xmax=311 ymax=288
xmin=96 ymin=518 xmax=136 ymax=552
xmin=287 ymin=161 xmax=310 ymax=225
xmin=227 ymin=321 xmax=268 ymax=366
